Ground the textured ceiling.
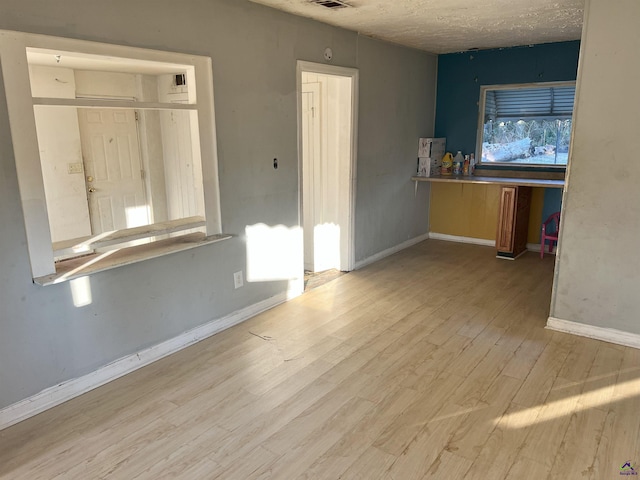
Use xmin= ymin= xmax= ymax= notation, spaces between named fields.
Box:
xmin=248 ymin=0 xmax=584 ymax=54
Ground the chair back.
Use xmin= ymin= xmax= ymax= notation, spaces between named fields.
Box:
xmin=544 ymin=211 xmax=561 ymax=234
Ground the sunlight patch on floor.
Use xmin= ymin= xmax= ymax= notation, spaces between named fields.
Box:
xmin=498 ymin=375 xmax=640 ymax=429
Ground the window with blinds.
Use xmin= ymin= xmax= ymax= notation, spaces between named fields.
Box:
xmin=477 ymin=81 xmax=576 ymax=167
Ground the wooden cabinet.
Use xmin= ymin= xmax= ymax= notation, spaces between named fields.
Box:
xmin=411 ymin=175 xmax=564 ymax=260
xmin=496 ymin=185 xmax=532 ymax=259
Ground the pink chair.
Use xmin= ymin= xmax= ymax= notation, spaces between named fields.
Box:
xmin=540 ymin=211 xmax=561 ymax=259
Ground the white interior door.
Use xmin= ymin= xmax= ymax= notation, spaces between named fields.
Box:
xmin=302 ymin=83 xmax=322 ymax=271
xmin=78 ymin=108 xmax=149 ymax=234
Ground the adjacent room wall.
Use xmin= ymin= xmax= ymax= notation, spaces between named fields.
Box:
xmin=550 ymin=0 xmax=640 ymax=335
xmin=157 ymin=75 xmax=206 ymax=221
xmin=136 ymin=75 xmax=169 ymax=224
xmin=0 ymin=0 xmax=437 ymax=410
xmin=430 ymin=41 xmax=580 ymax=242
xmin=29 ymin=65 xmax=92 ymax=243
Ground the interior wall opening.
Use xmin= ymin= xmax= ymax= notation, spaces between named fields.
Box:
xmin=28 ymin=58 xmax=206 ymax=258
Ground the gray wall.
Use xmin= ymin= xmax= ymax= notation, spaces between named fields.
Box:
xmin=356 ymin=36 xmax=436 ymax=260
xmin=0 ymin=0 xmax=436 ymax=409
xmin=550 ymin=0 xmax=640 ymax=333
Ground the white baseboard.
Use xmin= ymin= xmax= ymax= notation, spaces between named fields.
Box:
xmin=527 ymin=243 xmax=556 ymax=255
xmin=0 ymin=292 xmax=288 ymax=432
xmin=427 ymin=235 xmax=556 ymax=257
xmin=547 ymin=316 xmax=640 ymax=350
xmin=354 ymin=232 xmax=430 ymax=270
xmin=496 ymin=249 xmax=528 ymax=261
xmin=428 ymin=232 xmax=495 ymax=247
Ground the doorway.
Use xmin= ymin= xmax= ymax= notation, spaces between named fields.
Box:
xmin=297 ymin=61 xmax=358 ymax=275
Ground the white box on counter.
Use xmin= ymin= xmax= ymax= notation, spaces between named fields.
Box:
xmin=418 ymin=137 xmax=446 ymax=159
xmin=417 ymin=157 xmax=441 ymax=177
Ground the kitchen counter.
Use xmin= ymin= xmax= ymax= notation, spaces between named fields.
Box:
xmin=411 ymin=175 xmax=564 ymax=189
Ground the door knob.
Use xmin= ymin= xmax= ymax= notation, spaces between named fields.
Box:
xmin=88 ymin=187 xmax=96 ymax=193
xmin=86 ymin=176 xmax=94 ymax=182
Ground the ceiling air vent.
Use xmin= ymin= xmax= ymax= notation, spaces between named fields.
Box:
xmin=309 ymin=0 xmax=352 ymax=9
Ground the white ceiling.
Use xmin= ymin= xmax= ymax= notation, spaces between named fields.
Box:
xmin=249 ymin=0 xmax=584 ymax=54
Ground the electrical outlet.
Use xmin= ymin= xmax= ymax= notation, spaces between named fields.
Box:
xmin=233 ymin=271 xmax=244 ymax=289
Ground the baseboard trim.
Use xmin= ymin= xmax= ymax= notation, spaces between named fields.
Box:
xmin=354 ymin=232 xmax=430 ymax=270
xmin=0 ymin=292 xmax=288 ymax=432
xmin=547 ymin=316 xmax=640 ymax=350
xmin=527 ymin=243 xmax=556 ymax=255
xmin=426 ymin=235 xmax=555 ymax=257
xmin=496 ymin=249 xmax=528 ymax=261
xmin=428 ymin=232 xmax=495 ymax=248
xmin=527 ymin=243 xmax=540 ymax=252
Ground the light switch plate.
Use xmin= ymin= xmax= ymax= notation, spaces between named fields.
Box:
xmin=67 ymin=162 xmax=84 ymax=174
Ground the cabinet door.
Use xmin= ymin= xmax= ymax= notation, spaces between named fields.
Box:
xmin=496 ymin=186 xmax=517 ymax=253
xmin=512 ymin=186 xmax=532 ymax=256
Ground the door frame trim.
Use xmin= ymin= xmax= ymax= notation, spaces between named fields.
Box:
xmin=296 ymin=60 xmax=359 ymax=272
xmin=300 ymin=81 xmax=321 ymax=272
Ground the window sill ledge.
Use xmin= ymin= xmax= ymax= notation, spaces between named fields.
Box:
xmin=475 ymin=165 xmax=567 ymax=176
xmin=34 ymin=232 xmax=231 ymax=286
xmin=52 ymin=216 xmax=207 ymax=258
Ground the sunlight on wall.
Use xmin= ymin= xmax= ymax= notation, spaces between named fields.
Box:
xmin=246 ymin=223 xmax=303 ymax=285
xmin=69 ymin=276 xmax=93 ymax=307
xmin=498 ymin=374 xmax=640 ymax=429
xmin=313 ymin=223 xmax=341 ymax=272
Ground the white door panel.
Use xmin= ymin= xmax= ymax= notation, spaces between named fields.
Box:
xmin=78 ymin=108 xmax=148 ymax=235
xmin=302 ymin=75 xmax=349 ymax=274
xmin=302 ymin=83 xmax=321 ymax=272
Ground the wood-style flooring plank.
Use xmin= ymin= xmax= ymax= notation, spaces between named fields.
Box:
xmin=588 ymin=347 xmax=640 ymax=480
xmin=465 ymin=402 xmax=542 ymax=480
xmin=338 ymin=446 xmax=397 ymax=480
xmin=1 ymin=241 xmax=638 ymax=480
xmin=300 ymin=388 xmax=417 ymax=479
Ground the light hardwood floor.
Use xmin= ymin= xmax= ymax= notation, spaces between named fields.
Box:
xmin=1 ymin=240 xmax=639 ymax=479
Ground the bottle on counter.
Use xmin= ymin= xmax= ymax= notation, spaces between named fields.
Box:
xmin=463 ymin=155 xmax=470 ymax=175
xmin=453 ymin=151 xmax=464 ymax=175
xmin=441 ymin=152 xmax=454 ymax=175
xmin=470 ymin=153 xmax=475 ymax=175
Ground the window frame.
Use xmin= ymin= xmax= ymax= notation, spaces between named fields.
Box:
xmin=475 ymin=80 xmax=576 ymax=169
xmin=0 ymin=30 xmax=222 ymax=279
